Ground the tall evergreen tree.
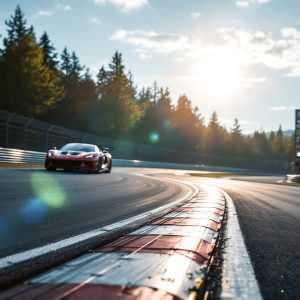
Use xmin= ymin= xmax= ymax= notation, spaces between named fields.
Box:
xmin=70 ymin=51 xmax=84 ymax=82
xmin=39 ymin=31 xmax=58 ymax=70
xmin=61 ymin=47 xmax=71 ymax=75
xmin=0 ymin=5 xmax=65 ymax=116
xmin=272 ymin=125 xmax=286 ymax=159
xmin=96 ymin=51 xmax=148 ymax=138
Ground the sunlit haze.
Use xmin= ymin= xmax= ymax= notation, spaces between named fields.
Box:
xmin=1 ymin=0 xmax=300 ymax=133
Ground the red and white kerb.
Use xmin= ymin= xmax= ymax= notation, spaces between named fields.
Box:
xmin=1 ymin=185 xmax=225 ymax=300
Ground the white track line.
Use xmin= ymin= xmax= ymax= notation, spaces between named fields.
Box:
xmin=200 ymin=184 xmax=262 ymax=300
xmin=0 ymin=179 xmax=196 ymax=270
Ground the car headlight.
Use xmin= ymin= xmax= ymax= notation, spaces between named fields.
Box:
xmin=85 ymin=154 xmax=94 ymax=159
xmin=48 ymin=151 xmax=52 ymax=157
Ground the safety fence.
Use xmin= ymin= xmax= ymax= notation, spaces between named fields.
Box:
xmin=0 ymin=148 xmax=45 ymax=164
xmin=0 ymin=109 xmax=290 ymax=172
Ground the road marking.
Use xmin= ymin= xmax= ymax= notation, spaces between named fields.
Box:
xmin=0 ymin=178 xmax=196 ymax=270
xmin=202 ymin=185 xmax=263 ymax=300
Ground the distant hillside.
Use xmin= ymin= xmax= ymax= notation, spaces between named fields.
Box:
xmin=246 ymin=129 xmax=294 ymax=138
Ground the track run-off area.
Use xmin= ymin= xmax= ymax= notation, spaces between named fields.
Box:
xmin=0 ymin=167 xmax=299 ymax=299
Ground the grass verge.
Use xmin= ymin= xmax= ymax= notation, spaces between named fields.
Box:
xmin=0 ymin=163 xmax=44 ymax=168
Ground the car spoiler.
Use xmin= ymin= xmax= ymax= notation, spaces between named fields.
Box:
xmin=98 ymin=146 xmax=114 ymax=151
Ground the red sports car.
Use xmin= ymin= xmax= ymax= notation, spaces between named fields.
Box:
xmin=45 ymin=143 xmax=113 ymax=173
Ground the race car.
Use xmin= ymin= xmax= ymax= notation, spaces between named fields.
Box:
xmin=45 ymin=143 xmax=113 ymax=173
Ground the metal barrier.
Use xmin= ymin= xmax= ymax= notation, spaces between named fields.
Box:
xmin=0 ymin=147 xmax=46 ymax=164
xmin=0 ymin=109 xmax=290 ymax=172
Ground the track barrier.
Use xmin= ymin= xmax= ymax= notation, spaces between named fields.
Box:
xmin=0 ymin=109 xmax=289 ymax=172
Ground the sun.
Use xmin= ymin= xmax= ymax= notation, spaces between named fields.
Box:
xmin=196 ymin=56 xmax=240 ymax=97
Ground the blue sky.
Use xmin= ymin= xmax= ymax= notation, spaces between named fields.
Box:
xmin=1 ymin=0 xmax=300 ymax=133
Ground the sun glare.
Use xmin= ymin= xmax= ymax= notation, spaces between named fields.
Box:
xmin=196 ymin=57 xmax=240 ymax=97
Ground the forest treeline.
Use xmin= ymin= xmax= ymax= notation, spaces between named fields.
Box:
xmin=0 ymin=6 xmax=295 ymax=161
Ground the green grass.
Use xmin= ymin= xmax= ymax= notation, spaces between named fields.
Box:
xmin=0 ymin=163 xmax=44 ymax=168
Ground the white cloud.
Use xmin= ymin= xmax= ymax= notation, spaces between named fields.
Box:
xmin=191 ymin=12 xmax=201 ymax=19
xmin=38 ymin=10 xmax=52 ymax=16
xmin=257 ymin=0 xmax=271 ymax=3
xmin=217 ymin=27 xmax=300 ymax=77
xmin=236 ymin=0 xmax=271 ymax=7
xmin=271 ymin=106 xmax=296 ymax=110
xmin=112 ymin=26 xmax=300 ymax=77
xmin=111 ymin=30 xmax=188 ymax=53
xmin=281 ymin=28 xmax=300 ymax=39
xmin=139 ymin=53 xmax=148 ymax=59
xmin=94 ymin=0 xmax=148 ymax=12
xmin=64 ymin=5 xmax=71 ymax=10
xmin=89 ymin=18 xmax=101 ymax=25
xmin=271 ymin=106 xmax=287 ymax=110
xmin=236 ymin=1 xmax=249 ymax=7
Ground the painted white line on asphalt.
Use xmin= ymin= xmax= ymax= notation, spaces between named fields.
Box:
xmin=0 ymin=178 xmax=197 ymax=270
xmin=0 ymin=229 xmax=107 ymax=269
xmin=199 ymin=184 xmax=263 ymax=300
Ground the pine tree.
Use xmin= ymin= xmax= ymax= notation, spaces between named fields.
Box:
xmin=0 ymin=5 xmax=65 ymax=116
xmin=205 ymin=111 xmax=225 ymax=155
xmin=39 ymin=31 xmax=58 ymax=70
xmin=4 ymin=5 xmax=28 ymax=44
xmin=152 ymin=81 xmax=158 ymax=104
xmin=61 ymin=47 xmax=71 ymax=75
xmin=70 ymin=51 xmax=84 ymax=82
xmin=231 ymin=119 xmax=242 ymax=135
xmin=277 ymin=125 xmax=283 ymax=137
xmin=272 ymin=125 xmax=286 ymax=160
xmin=97 ymin=66 xmax=108 ymax=99
xmin=96 ymin=51 xmax=147 ymax=138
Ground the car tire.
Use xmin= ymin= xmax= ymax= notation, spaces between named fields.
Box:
xmin=95 ymin=158 xmax=102 ymax=173
xmin=106 ymin=160 xmax=112 ymax=173
xmin=46 ymin=167 xmax=56 ymax=171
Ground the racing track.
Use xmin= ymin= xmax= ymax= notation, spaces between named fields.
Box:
xmin=1 ymin=167 xmax=300 ymax=299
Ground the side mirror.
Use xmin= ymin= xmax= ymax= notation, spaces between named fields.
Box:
xmin=51 ymin=147 xmax=57 ymax=150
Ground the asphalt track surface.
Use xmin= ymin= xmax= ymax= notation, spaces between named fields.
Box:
xmin=0 ymin=167 xmax=190 ymax=258
xmin=1 ymin=167 xmax=300 ymax=300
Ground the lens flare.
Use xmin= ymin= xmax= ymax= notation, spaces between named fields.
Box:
xmin=31 ymin=172 xmax=66 ymax=208
xmin=164 ymin=120 xmax=172 ymax=128
xmin=149 ymin=132 xmax=159 ymax=143
xmin=19 ymin=198 xmax=46 ymax=223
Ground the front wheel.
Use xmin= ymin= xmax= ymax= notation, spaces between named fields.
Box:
xmin=106 ymin=160 xmax=112 ymax=173
xmin=95 ymin=158 xmax=102 ymax=173
xmin=46 ymin=167 xmax=56 ymax=171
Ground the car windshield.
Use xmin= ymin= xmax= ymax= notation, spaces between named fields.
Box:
xmin=60 ymin=144 xmax=97 ymax=152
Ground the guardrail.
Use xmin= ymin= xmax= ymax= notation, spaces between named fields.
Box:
xmin=0 ymin=108 xmax=290 ymax=172
xmin=0 ymin=147 xmax=45 ymax=164
xmin=0 ymin=147 xmax=288 ymax=175
xmin=286 ymin=174 xmax=300 ymax=183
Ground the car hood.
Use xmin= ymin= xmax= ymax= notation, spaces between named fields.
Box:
xmin=50 ymin=150 xmax=97 ymax=158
